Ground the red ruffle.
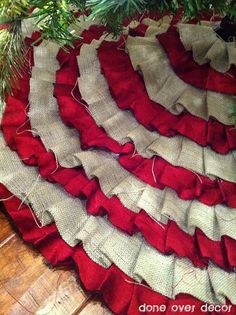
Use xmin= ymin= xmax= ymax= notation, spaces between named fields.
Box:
xmin=4 ymin=92 xmax=236 ymax=272
xmin=0 ymin=184 xmax=235 ymax=315
xmin=2 ymin=26 xmax=236 ymax=272
xmin=54 ymin=36 xmax=236 ymax=209
xmin=119 ymin=152 xmax=236 ymax=208
xmin=157 ymin=26 xmax=236 ymax=94
xmin=97 ymin=39 xmax=236 ymax=155
xmin=2 ymin=21 xmax=236 ymax=313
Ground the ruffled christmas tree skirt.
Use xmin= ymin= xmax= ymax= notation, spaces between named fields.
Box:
xmin=1 ymin=14 xmax=236 ymax=315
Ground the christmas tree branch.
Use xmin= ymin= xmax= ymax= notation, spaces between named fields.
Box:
xmin=0 ymin=20 xmax=26 ymax=98
xmin=0 ymin=0 xmax=86 ymax=101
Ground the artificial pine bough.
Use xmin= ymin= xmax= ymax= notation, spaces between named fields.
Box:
xmin=0 ymin=0 xmax=235 ymax=102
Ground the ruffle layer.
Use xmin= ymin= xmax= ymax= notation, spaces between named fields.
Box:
xmin=30 ymin=33 xmax=236 ymax=217
xmin=24 ymin=19 xmax=236 ymax=209
xmin=0 ymin=137 xmax=236 ymax=306
xmin=3 ymin=24 xmax=236 ymax=270
xmin=77 ymin=37 xmax=236 ymax=184
xmin=139 ymin=16 xmax=172 ymax=37
xmin=57 ymin=35 xmax=235 ymax=207
xmin=126 ymin=30 xmax=236 ymax=126
xmin=119 ymin=153 xmax=236 ymax=208
xmin=2 ymin=15 xmax=236 ymax=313
xmin=157 ymin=26 xmax=236 ymax=94
xmin=56 ymin=69 xmax=236 ymax=211
xmin=178 ymin=23 xmax=236 ymax=74
xmin=53 ymin=31 xmax=236 ymax=209
xmin=4 ymin=93 xmax=236 ymax=272
xmin=98 ymin=39 xmax=236 ymax=155
xmin=28 ymin=36 xmax=236 ymax=240
xmin=2 ymin=185 xmax=235 ymax=315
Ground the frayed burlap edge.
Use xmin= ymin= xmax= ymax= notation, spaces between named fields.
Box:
xmin=178 ymin=23 xmax=236 ymax=74
xmin=0 ymin=133 xmax=236 ymax=305
xmin=78 ymin=38 xmax=236 ymax=183
xmin=26 ymin=34 xmax=236 ymax=243
xmin=126 ymin=27 xmax=236 ymax=126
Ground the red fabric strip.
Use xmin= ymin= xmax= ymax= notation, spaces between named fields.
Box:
xmin=4 ymin=91 xmax=236 ymax=271
xmin=3 ymin=26 xmax=236 ymax=271
xmin=97 ymin=39 xmax=236 ymax=155
xmin=0 ymin=184 xmax=234 ymax=315
xmin=15 ymin=25 xmax=235 ymax=209
xmin=157 ymin=26 xmax=236 ymax=94
xmin=54 ymin=34 xmax=236 ymax=208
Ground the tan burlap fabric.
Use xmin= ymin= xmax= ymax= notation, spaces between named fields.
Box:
xmin=78 ymin=38 xmax=236 ymax=183
xmin=0 ymin=132 xmax=236 ymax=305
xmin=1 ymin=17 xmax=236 ymax=305
xmin=26 ymin=37 xmax=236 ymax=242
xmin=178 ymin=23 xmax=236 ymax=73
xmin=142 ymin=16 xmax=172 ymax=37
xmin=126 ymin=30 xmax=236 ymax=126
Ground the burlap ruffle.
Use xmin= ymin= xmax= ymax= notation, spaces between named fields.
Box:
xmin=98 ymin=39 xmax=236 ymax=154
xmin=178 ymin=23 xmax=236 ymax=73
xmin=141 ymin=16 xmax=172 ymax=37
xmin=0 ymin=133 xmax=236 ymax=305
xmin=4 ymin=189 xmax=236 ymax=315
xmin=2 ymin=16 xmax=236 ymax=307
xmin=26 ymin=39 xmax=236 ymax=242
xmin=126 ymin=31 xmax=236 ymax=126
xmin=4 ymin=91 xmax=236 ymax=271
xmin=78 ymin=38 xmax=236 ymax=183
xmin=157 ymin=25 xmax=236 ymax=94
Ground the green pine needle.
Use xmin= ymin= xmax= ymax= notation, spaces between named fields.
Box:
xmin=0 ymin=20 xmax=26 ymax=99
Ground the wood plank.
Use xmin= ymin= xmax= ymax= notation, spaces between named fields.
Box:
xmin=6 ymin=270 xmax=87 ymax=315
xmin=0 ymin=210 xmax=112 ymax=315
xmin=0 ymin=231 xmax=86 ymax=315
xmin=78 ymin=300 xmax=114 ymax=315
xmin=0 ymin=204 xmax=14 ymax=243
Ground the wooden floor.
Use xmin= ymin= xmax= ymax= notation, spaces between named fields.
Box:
xmin=0 ymin=204 xmax=113 ymax=315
